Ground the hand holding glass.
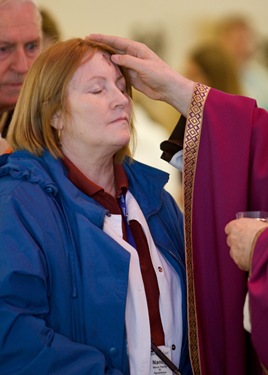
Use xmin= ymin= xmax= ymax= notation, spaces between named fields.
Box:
xmin=235 ymin=210 xmax=268 ymax=333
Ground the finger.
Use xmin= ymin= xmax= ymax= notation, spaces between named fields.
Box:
xmin=224 ymin=223 xmax=230 ymax=234
xmin=86 ymin=34 xmax=142 ymax=57
xmin=111 ymin=54 xmax=145 ymax=71
xmin=86 ymin=34 xmax=126 ymax=54
xmin=224 ymin=219 xmax=237 ymax=234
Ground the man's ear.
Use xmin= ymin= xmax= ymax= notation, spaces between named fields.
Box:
xmin=50 ymin=112 xmax=63 ymax=130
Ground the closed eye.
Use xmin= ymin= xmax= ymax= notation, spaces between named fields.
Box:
xmin=91 ymin=89 xmax=102 ymax=94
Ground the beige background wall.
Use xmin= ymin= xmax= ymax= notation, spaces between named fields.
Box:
xmin=36 ymin=0 xmax=268 ymax=69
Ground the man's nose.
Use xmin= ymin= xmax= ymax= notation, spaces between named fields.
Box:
xmin=11 ymin=47 xmax=30 ymax=74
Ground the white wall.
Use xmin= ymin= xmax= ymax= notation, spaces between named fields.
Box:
xmin=37 ymin=0 xmax=268 ymax=68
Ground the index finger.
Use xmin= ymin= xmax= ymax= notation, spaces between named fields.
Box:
xmin=86 ymin=33 xmax=146 ymax=58
xmin=224 ymin=219 xmax=236 ymax=234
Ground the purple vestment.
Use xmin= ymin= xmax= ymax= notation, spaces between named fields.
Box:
xmin=182 ymin=84 xmax=268 ymax=374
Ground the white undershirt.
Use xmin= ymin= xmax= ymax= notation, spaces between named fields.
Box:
xmin=103 ymin=191 xmax=183 ymax=374
xmin=170 ymin=150 xmax=183 ymax=171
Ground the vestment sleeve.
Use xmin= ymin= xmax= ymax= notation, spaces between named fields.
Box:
xmin=249 ymin=229 xmax=268 ymax=372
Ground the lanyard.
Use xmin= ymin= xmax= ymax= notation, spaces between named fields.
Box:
xmin=119 ymin=194 xmax=181 ymax=375
xmin=151 ymin=342 xmax=182 ymax=375
xmin=118 ymin=192 xmax=137 ymax=249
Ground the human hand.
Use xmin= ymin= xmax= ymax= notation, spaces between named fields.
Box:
xmin=86 ymin=34 xmax=195 ymax=116
xmin=225 ymin=218 xmax=268 ymax=271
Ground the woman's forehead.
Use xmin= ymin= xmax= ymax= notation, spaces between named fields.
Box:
xmin=69 ymin=50 xmax=123 ymax=86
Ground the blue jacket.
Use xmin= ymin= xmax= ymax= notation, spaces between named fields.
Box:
xmin=0 ymin=150 xmax=192 ymax=375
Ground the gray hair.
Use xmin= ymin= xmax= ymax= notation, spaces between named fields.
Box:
xmin=0 ymin=0 xmax=38 ymax=7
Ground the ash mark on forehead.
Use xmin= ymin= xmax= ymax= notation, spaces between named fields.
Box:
xmin=100 ymin=51 xmax=113 ymax=65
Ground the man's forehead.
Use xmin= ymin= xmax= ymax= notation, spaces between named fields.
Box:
xmin=0 ymin=6 xmax=41 ymax=43
xmin=0 ymin=0 xmax=41 ymax=31
xmin=0 ymin=23 xmax=41 ymax=44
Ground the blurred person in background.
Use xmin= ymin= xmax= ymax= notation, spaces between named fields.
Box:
xmin=0 ymin=0 xmax=42 ymax=152
xmin=183 ymin=42 xmax=243 ymax=95
xmin=257 ymin=37 xmax=268 ymax=70
xmin=40 ymin=7 xmax=62 ymax=49
xmin=215 ymin=14 xmax=268 ymax=110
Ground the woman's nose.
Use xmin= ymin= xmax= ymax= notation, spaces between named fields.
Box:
xmin=112 ymin=87 xmax=130 ymax=108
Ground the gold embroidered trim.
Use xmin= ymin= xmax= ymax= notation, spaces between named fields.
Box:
xmin=183 ymin=83 xmax=210 ymax=375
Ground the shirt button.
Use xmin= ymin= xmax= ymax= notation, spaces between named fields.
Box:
xmin=158 ymin=266 xmax=163 ymax=272
xmin=45 ymin=187 xmax=53 ymax=194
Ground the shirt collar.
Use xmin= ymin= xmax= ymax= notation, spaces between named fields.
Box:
xmin=62 ymin=155 xmax=128 ymax=198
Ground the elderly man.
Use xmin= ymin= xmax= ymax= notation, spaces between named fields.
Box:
xmin=0 ymin=0 xmax=42 ymax=153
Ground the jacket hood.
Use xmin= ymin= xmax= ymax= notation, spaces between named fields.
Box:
xmin=0 ymin=151 xmax=59 ymax=193
xmin=0 ymin=150 xmax=107 ymax=228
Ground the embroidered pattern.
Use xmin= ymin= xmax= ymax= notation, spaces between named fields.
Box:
xmin=183 ymin=83 xmax=210 ymax=375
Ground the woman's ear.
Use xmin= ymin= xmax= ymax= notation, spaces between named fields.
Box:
xmin=50 ymin=112 xmax=63 ymax=130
